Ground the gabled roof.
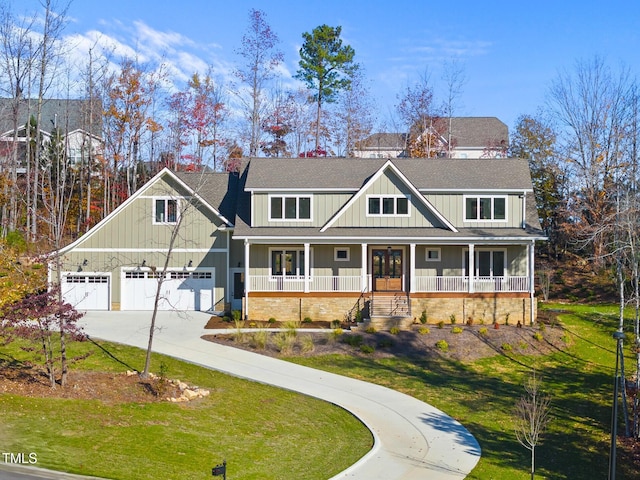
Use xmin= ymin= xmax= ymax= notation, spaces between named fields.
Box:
xmin=0 ymin=98 xmax=102 ymax=138
xmin=320 ymin=159 xmax=458 ymax=232
xmin=58 ymin=168 xmax=232 ymax=254
xmin=243 ymin=157 xmax=534 ymax=192
xmin=357 ymin=117 xmax=508 ymax=153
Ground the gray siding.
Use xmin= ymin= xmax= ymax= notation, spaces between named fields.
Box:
xmin=426 ymin=193 xmax=523 ymax=229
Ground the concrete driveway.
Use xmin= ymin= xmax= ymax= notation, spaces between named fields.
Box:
xmin=5 ymin=311 xmax=481 ymax=480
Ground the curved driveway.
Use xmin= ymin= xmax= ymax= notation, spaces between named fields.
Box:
xmin=78 ymin=311 xmax=480 ymax=479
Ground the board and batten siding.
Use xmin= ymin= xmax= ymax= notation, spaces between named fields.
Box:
xmin=252 ymin=192 xmax=352 ymax=227
xmin=425 ymin=193 xmax=524 ymax=229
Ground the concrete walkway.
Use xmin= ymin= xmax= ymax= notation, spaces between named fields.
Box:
xmin=42 ymin=311 xmax=480 ymax=479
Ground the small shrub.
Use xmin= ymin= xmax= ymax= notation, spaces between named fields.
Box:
xmin=249 ymin=330 xmax=268 ymax=350
xmin=436 ymin=339 xmax=449 ymax=352
xmin=354 ymin=310 xmax=363 ymax=323
xmin=273 ymin=332 xmax=296 ymax=354
xmin=450 ymin=314 xmax=457 ymax=325
xmin=466 ymin=317 xmax=474 ymax=326
xmin=331 ymin=327 xmax=344 ymax=338
xmin=249 ymin=321 xmax=257 ymax=328
xmin=389 ymin=326 xmax=400 ymax=335
xmin=222 ymin=316 xmax=232 ymax=323
xmin=365 ymin=326 xmax=377 ymax=334
xmin=437 ymin=320 xmax=445 ymax=329
xmin=344 ymin=334 xmax=363 ymax=347
xmin=538 ymin=322 xmax=546 ymax=332
xmin=331 ymin=319 xmax=342 ymax=328
xmin=518 ymin=341 xmax=529 ymax=350
xmin=268 ymin=317 xmax=277 ymax=324
xmin=283 ymin=320 xmax=300 ymax=338
xmin=501 ymin=343 xmax=513 ymax=351
xmin=533 ymin=332 xmax=544 ymax=342
xmin=493 ymin=322 xmax=500 ymax=329
xmin=419 ymin=310 xmax=428 ymax=324
xmin=360 ymin=344 xmax=375 ymax=354
xmin=302 ymin=316 xmax=313 ymax=324
xmin=452 ymin=326 xmax=463 ymax=334
xmin=561 ymin=333 xmax=570 ymax=344
xmin=479 ymin=327 xmax=488 ymax=337
xmin=155 ymin=362 xmax=170 ymax=398
xmin=418 ymin=326 xmax=430 ymax=335
xmin=300 ymin=335 xmax=315 ymax=353
xmin=232 ymin=310 xmax=242 ymax=322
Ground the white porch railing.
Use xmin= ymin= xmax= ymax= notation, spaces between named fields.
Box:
xmin=249 ymin=275 xmax=530 ymax=293
xmin=250 ymin=275 xmax=362 ymax=292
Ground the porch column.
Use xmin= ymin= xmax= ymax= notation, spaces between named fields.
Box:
xmin=244 ymin=239 xmax=250 ymax=319
xmin=361 ymin=243 xmax=368 ymax=292
xmin=468 ymin=243 xmax=475 ymax=293
xmin=304 ymin=242 xmax=310 ymax=293
xmin=528 ymin=241 xmax=535 ymax=325
xmin=409 ymin=243 xmax=416 ymax=293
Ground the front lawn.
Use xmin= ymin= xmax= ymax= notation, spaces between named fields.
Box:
xmin=0 ymin=339 xmax=373 ymax=480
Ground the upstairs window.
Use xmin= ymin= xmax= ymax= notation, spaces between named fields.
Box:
xmin=269 ymin=195 xmax=312 ymax=221
xmin=367 ymin=195 xmax=410 ymax=216
xmin=154 ymin=198 xmax=178 ymax=224
xmin=464 ymin=196 xmax=506 ymax=221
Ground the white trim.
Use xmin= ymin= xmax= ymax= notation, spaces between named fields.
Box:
xmin=234 ymin=234 xmax=546 ymax=243
xmin=334 ymin=247 xmax=351 ymax=262
xmin=365 ymin=194 xmax=411 ymax=217
xmin=320 ymin=160 xmax=458 ymax=233
xmin=268 ymin=246 xmax=313 ymax=278
xmin=425 ymin=247 xmax=442 ymax=262
xmin=463 ymin=195 xmax=508 ymax=222
xmin=247 ymin=187 xmax=355 ymax=192
xmin=152 ymin=197 xmax=180 ymax=225
xmin=68 ymin=248 xmax=227 ymax=253
xmin=420 ymin=188 xmax=534 ymax=193
xmin=57 ymin=168 xmax=232 ymax=256
xmin=268 ymin=194 xmax=313 ymax=222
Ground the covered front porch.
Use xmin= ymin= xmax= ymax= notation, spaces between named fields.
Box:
xmin=243 ymin=241 xmax=535 ymax=295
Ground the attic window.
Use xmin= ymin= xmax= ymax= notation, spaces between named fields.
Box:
xmin=154 ymin=198 xmax=178 ymax=224
xmin=367 ymin=195 xmax=410 ymax=217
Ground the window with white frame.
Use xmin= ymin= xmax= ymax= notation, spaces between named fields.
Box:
xmin=270 ymin=249 xmax=307 ymax=277
xmin=334 ymin=247 xmax=350 ymax=262
xmin=464 ymin=249 xmax=506 ymax=277
xmin=269 ymin=195 xmax=312 ymax=221
xmin=154 ymin=198 xmax=178 ymax=224
xmin=367 ymin=195 xmax=410 ymax=216
xmin=464 ymin=196 xmax=506 ymax=221
xmin=425 ymin=247 xmax=441 ymax=262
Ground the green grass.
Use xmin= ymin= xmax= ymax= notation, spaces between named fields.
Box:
xmin=0 ymin=338 xmax=373 ymax=480
xmin=290 ymin=303 xmax=635 ymax=479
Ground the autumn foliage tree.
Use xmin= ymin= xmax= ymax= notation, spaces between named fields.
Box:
xmin=1 ymin=287 xmax=84 ymax=388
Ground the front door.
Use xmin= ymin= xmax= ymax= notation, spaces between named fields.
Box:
xmin=230 ymin=268 xmax=244 ymax=312
xmin=372 ymin=248 xmax=403 ymax=291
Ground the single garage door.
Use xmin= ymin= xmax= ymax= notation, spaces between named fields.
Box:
xmin=120 ymin=269 xmax=214 ymax=311
xmin=61 ymin=273 xmax=110 ymax=310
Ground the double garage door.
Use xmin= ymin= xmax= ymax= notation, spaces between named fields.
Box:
xmin=120 ymin=269 xmax=215 ymax=311
xmin=61 ymin=269 xmax=215 ymax=311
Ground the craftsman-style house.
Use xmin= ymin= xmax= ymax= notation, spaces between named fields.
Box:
xmin=54 ymin=156 xmax=545 ymax=326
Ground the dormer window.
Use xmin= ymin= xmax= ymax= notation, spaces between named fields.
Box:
xmin=269 ymin=195 xmax=312 ymax=221
xmin=367 ymin=195 xmax=410 ymax=217
xmin=464 ymin=196 xmax=506 ymax=221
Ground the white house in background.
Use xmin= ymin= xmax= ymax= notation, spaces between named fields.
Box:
xmin=354 ymin=117 xmax=509 ymax=159
xmin=0 ymin=98 xmax=103 ymax=173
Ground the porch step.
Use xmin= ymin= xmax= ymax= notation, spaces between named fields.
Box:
xmin=370 ymin=293 xmax=411 ymax=317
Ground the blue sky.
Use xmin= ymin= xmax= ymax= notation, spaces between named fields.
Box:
xmin=17 ymin=0 xmax=640 ymax=130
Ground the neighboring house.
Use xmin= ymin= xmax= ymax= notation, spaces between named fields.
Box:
xmin=53 ymin=156 xmax=545 ymax=326
xmin=0 ymin=98 xmax=103 ymax=173
xmin=353 ymin=117 xmax=508 ymax=159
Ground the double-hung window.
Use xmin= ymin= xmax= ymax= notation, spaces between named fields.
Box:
xmin=154 ymin=198 xmax=178 ymax=224
xmin=367 ymin=195 xmax=410 ymax=216
xmin=464 ymin=196 xmax=506 ymax=221
xmin=270 ymin=195 xmax=312 ymax=221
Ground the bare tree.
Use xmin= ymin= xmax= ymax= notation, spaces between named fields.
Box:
xmin=329 ymin=68 xmax=375 ymax=157
xmin=441 ymin=59 xmax=467 ymax=158
xmin=514 ymin=370 xmax=552 ymax=480
xmin=235 ymin=8 xmax=283 ymax=157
